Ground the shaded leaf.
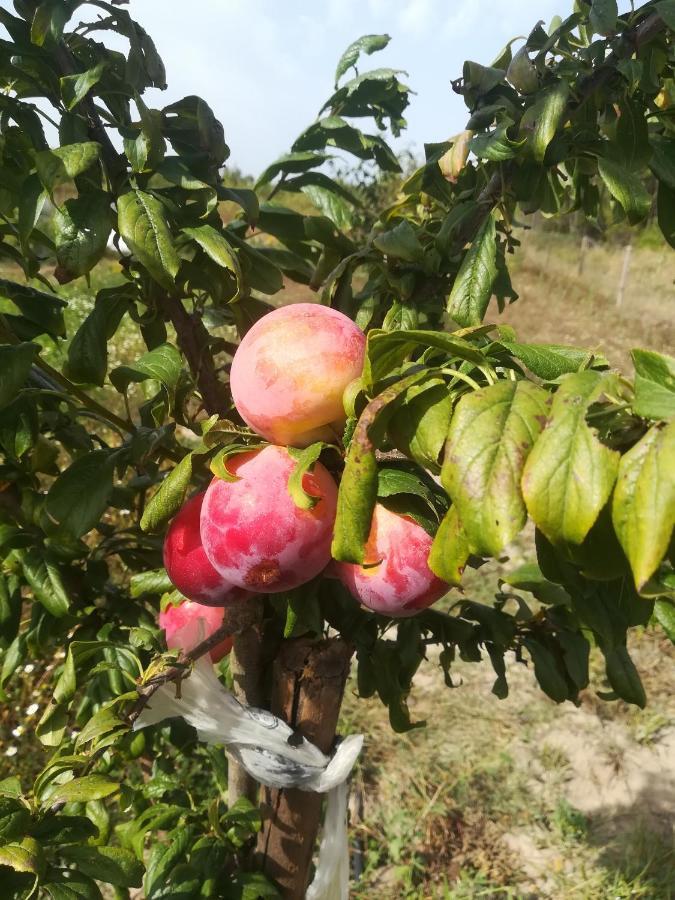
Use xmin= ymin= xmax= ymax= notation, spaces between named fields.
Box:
xmin=598 ymin=158 xmax=651 ymax=224
xmin=447 ymin=214 xmax=497 ymax=326
xmin=46 ymin=450 xmax=116 ymax=538
xmin=0 ymin=343 xmax=37 ymax=410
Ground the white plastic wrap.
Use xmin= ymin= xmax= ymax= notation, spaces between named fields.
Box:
xmin=134 ymin=651 xmax=362 ymax=899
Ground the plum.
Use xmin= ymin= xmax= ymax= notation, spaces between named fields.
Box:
xmin=229 ymin=303 xmax=365 ymax=447
xmin=201 ymin=445 xmax=338 ymax=592
xmin=333 ymin=503 xmax=449 ymax=617
xmin=159 ymin=600 xmax=233 ymax=663
xmin=163 ymin=491 xmax=246 ymax=605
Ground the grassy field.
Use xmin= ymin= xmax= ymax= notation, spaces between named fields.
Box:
xmin=1 ymin=229 xmax=673 ymax=898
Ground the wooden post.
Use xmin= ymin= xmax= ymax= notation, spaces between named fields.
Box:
xmin=256 ymin=637 xmax=353 ymax=898
xmin=616 ymin=243 xmax=633 ymax=308
xmin=227 ymin=596 xmax=266 ymax=806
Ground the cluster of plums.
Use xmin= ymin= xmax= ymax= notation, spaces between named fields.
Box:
xmin=160 ymin=304 xmax=449 ymax=658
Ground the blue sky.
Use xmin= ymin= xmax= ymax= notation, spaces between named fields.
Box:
xmin=2 ymin=0 xmax=636 ymax=176
xmin=136 ymin=0 xmax=568 ymax=175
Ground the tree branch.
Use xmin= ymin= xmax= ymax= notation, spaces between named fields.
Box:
xmin=161 ymin=293 xmax=229 ymax=417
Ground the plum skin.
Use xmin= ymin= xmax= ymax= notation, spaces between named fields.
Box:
xmin=159 ymin=600 xmax=233 ymax=663
xmin=163 ymin=491 xmax=246 ymax=605
xmin=201 ymin=445 xmax=338 ymax=593
xmin=229 ymin=302 xmax=366 ymax=448
xmin=333 ymin=503 xmax=449 ymax=617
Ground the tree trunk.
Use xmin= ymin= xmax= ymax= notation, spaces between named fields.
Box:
xmin=227 ymin=596 xmax=266 ymax=807
xmin=256 ymin=637 xmax=353 ymax=898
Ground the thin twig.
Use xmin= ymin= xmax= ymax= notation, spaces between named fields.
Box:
xmin=126 ymin=602 xmax=258 ymax=726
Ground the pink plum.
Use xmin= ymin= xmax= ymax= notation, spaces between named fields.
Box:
xmin=159 ymin=600 xmax=233 ymax=663
xmin=200 ymin=445 xmax=337 ymax=592
xmin=163 ymin=492 xmax=246 ymax=605
xmin=334 ymin=503 xmax=449 ymax=617
xmin=229 ymin=303 xmax=366 ymax=447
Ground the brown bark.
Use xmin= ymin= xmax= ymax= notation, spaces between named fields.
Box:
xmin=227 ymin=596 xmax=266 ymax=807
xmin=256 ymin=638 xmax=354 ymax=899
xmin=161 ymin=293 xmax=229 ymax=417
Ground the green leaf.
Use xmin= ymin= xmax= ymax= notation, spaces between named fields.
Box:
xmin=287 ymin=443 xmax=330 ymax=510
xmin=299 ymin=181 xmax=354 ymax=230
xmin=17 ymin=550 xmax=71 ymax=618
xmin=527 ymin=80 xmax=569 ymax=163
xmin=144 ymin=825 xmax=193 ymax=897
xmin=0 ymin=836 xmax=45 ymax=876
xmin=18 ymin=173 xmax=47 ymax=249
xmin=388 ymin=380 xmax=453 ymax=473
xmin=66 ymin=291 xmax=130 ymax=386
xmin=613 ymin=98 xmax=650 ymax=170
xmin=631 ymin=348 xmax=675 ymax=420
xmin=47 ymin=776 xmax=120 ymax=807
xmin=428 ymin=506 xmax=470 ymax=585
xmin=130 ymin=568 xmax=174 ymax=598
xmin=42 ymin=870 xmax=103 ymax=900
xmin=598 ymin=158 xmax=651 ymax=224
xmin=656 ymin=1 xmax=675 ymax=27
xmin=501 ymin=341 xmax=599 ymax=380
xmin=183 ymin=224 xmax=242 ymax=301
xmin=231 ymin=237 xmax=283 ymax=295
xmin=602 ymin=644 xmax=646 ymax=707
xmin=522 ymin=371 xmax=620 ymax=546
xmin=447 ymin=214 xmax=497 ymax=326
xmin=60 ymin=62 xmax=106 ymax=111
xmin=649 ymin=134 xmax=675 ymax=190
xmin=0 ymin=343 xmax=37 ymax=410
xmin=471 ymin=119 xmax=526 ymax=161
xmin=589 ymin=0 xmax=618 ymax=36
xmin=54 ymin=192 xmax=113 ymax=279
xmin=140 ymin=453 xmax=193 ymax=533
xmin=60 ymin=846 xmax=143 ymax=889
xmin=35 ymin=143 xmax=100 ymax=192
xmin=654 ymin=600 xmax=675 ymax=642
xmin=612 ymin=422 xmax=675 ymax=590
xmin=373 ymin=220 xmax=423 ymax=261
xmin=0 ymin=777 xmax=22 ymax=800
xmin=255 ymin=151 xmax=331 ymax=189
xmin=110 ymin=342 xmax=182 ymax=395
xmin=0 ymin=279 xmax=66 ymax=340
xmin=31 ymin=1 xmax=70 ymax=45
xmin=332 ymin=373 xmax=425 ymax=564
xmin=443 ymin=380 xmax=550 ymax=556
xmin=335 ymin=33 xmax=391 ymax=85
xmin=46 ymin=450 xmax=116 ymax=538
xmin=0 ymin=798 xmax=30 ymax=843
xmin=117 ymin=190 xmax=180 ymax=289
xmin=364 ymin=328 xmax=485 ymax=388
xmin=657 ymin=180 xmax=675 ymax=249
xmin=218 ymin=186 xmax=259 ymax=224
xmin=523 ymin=638 xmax=570 ymax=703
